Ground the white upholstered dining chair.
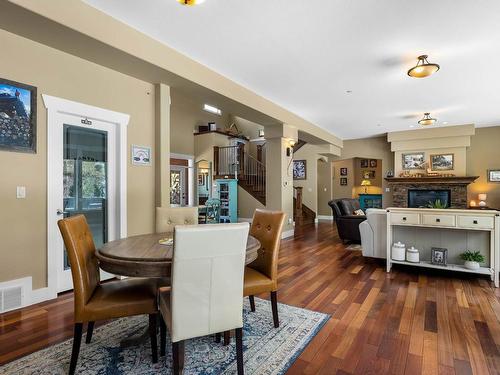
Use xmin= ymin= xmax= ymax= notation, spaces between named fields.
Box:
xmin=156 ymin=207 xmax=198 ymax=233
xmin=159 ymin=223 xmax=249 ymax=374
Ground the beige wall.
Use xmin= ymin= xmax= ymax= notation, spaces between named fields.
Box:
xmin=394 ymin=147 xmax=466 ymax=176
xmin=293 ymin=144 xmax=321 ymax=213
xmin=467 ymin=126 xmax=500 ymax=208
xmin=237 ymin=186 xmax=265 ymax=219
xmin=317 ymin=159 xmax=333 ymax=216
xmin=332 ymin=158 xmax=355 ymax=200
xmin=170 ymin=90 xmax=230 ymax=156
xmin=340 ymin=136 xmax=394 ymax=207
xmin=0 ymin=30 xmax=156 ymax=289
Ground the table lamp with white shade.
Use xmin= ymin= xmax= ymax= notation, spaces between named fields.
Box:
xmin=478 ymin=193 xmax=487 ymax=207
xmin=361 ymin=179 xmax=371 ymax=194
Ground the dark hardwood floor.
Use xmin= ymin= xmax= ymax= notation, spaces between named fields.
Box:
xmin=1 ymin=222 xmax=500 ymax=374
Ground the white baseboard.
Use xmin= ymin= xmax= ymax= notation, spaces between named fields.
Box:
xmin=317 ymin=215 xmax=334 ymax=221
xmin=31 ymin=287 xmax=56 ymax=305
xmin=314 ymin=218 xmax=319 ymax=224
xmin=281 ymin=229 xmax=295 ymax=239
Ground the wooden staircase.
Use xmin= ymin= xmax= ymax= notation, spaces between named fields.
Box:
xmin=293 ymin=186 xmax=316 ymax=225
xmin=214 ymin=145 xmax=266 ymax=205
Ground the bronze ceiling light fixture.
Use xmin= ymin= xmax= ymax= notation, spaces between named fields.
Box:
xmin=177 ymin=0 xmax=205 ymax=5
xmin=407 ymin=55 xmax=440 ymax=78
xmin=418 ymin=112 xmax=437 ymax=126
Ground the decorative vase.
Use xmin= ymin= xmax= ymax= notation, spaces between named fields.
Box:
xmin=392 ymin=242 xmax=406 ymax=261
xmin=464 ymin=261 xmax=480 ymax=270
xmin=406 ymin=246 xmax=420 ymax=263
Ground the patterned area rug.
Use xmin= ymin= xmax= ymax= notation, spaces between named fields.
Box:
xmin=3 ymin=298 xmax=329 ymax=375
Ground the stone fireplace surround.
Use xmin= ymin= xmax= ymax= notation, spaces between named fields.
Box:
xmin=385 ymin=176 xmax=478 ymax=209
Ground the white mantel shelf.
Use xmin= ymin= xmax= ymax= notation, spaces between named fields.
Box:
xmin=386 ymin=207 xmax=500 ymax=287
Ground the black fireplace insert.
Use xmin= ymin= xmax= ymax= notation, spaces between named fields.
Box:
xmin=408 ymin=189 xmax=451 ymax=208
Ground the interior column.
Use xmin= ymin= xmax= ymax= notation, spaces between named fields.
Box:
xmin=265 ymin=124 xmax=297 ymax=237
xmin=155 ymin=83 xmax=171 ymax=208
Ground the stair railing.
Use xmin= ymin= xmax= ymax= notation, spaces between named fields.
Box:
xmin=243 ymin=152 xmax=266 ymax=195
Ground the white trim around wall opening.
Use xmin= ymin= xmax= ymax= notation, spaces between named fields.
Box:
xmin=42 ymin=94 xmax=130 ymax=304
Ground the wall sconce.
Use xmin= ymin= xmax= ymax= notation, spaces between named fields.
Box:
xmin=478 ymin=193 xmax=487 ymax=207
xmin=286 ymin=139 xmax=296 ymax=157
xmin=258 ymin=129 xmax=265 ymax=138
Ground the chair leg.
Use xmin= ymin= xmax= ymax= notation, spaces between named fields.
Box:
xmin=215 ymin=332 xmax=221 ymax=343
xmin=270 ymin=291 xmax=279 ymax=328
xmin=235 ymin=327 xmax=244 ymax=375
xmin=223 ymin=330 xmax=231 ymax=346
xmin=249 ymin=295 xmax=255 ymax=312
xmin=172 ymin=341 xmax=185 ymax=375
xmin=85 ymin=321 xmax=95 ymax=344
xmin=160 ymin=318 xmax=166 ymax=357
xmin=148 ymin=314 xmax=158 ymax=364
xmin=69 ymin=323 xmax=83 ymax=375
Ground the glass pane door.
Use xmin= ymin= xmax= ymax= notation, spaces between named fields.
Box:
xmin=63 ymin=125 xmax=108 ymax=270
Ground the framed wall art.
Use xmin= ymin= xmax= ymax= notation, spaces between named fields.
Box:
xmin=487 ymin=169 xmax=500 ymax=182
xmin=131 ymin=145 xmax=151 ymax=166
xmin=0 ymin=78 xmax=37 ymax=153
xmin=402 ymin=153 xmax=425 ymax=170
xmin=293 ymin=159 xmax=307 ymax=180
xmin=431 ymin=153 xmax=454 ymax=171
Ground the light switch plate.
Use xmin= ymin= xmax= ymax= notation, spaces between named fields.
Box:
xmin=16 ymin=186 xmax=26 ymax=199
xmin=385 ymin=187 xmax=390 ymax=192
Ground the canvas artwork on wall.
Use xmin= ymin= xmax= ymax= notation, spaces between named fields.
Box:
xmin=402 ymin=153 xmax=425 ymax=170
xmin=340 ymin=167 xmax=348 ymax=176
xmin=340 ymin=177 xmax=348 ymax=186
xmin=293 ymin=160 xmax=307 ymax=180
xmin=0 ymin=78 xmax=37 ymax=153
xmin=431 ymin=154 xmax=454 ymax=171
xmin=488 ymin=170 xmax=500 ymax=182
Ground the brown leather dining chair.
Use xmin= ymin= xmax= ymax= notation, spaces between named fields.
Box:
xmin=244 ymin=209 xmax=286 ymax=328
xmin=58 ymin=215 xmax=161 ymax=375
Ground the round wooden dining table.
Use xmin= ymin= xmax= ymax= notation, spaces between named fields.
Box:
xmin=96 ymin=232 xmax=261 ymax=278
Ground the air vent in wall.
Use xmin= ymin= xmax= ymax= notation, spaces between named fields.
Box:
xmin=0 ymin=286 xmax=23 ymax=312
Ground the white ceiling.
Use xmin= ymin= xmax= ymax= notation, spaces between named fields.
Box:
xmin=84 ymin=0 xmax=500 ymax=140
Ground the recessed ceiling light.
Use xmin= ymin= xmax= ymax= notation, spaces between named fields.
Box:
xmin=409 ymin=125 xmax=415 ymax=128
xmin=346 ymin=90 xmax=352 ymax=94
xmin=177 ymin=0 xmax=205 ymax=5
xmin=408 ymin=55 xmax=440 ymax=78
xmin=443 ymin=121 xmax=448 ymax=125
xmin=418 ymin=112 xmax=437 ymax=126
xmin=203 ymin=104 xmax=222 ymax=116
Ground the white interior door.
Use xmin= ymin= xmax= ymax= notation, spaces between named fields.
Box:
xmin=49 ymin=113 xmax=118 ymax=292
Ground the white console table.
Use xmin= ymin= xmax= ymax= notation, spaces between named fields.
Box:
xmin=386 ymin=207 xmax=500 ymax=287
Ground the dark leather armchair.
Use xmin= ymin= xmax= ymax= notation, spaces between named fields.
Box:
xmin=328 ymin=199 xmax=366 ymax=243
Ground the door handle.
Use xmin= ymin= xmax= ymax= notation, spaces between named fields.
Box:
xmin=56 ymin=209 xmax=68 ymax=216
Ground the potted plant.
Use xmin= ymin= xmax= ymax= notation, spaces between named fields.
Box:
xmin=460 ymin=250 xmax=485 ymax=270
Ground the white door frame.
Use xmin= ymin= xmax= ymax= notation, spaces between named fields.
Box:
xmin=43 ymin=95 xmax=129 ymax=299
xmin=170 ymin=153 xmax=194 ymax=206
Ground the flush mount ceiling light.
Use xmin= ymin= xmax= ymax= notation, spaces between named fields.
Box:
xmin=407 ymin=55 xmax=440 ymax=78
xmin=203 ymin=104 xmax=221 ymax=115
xmin=418 ymin=112 xmax=437 ymax=126
xmin=177 ymin=0 xmax=205 ymax=5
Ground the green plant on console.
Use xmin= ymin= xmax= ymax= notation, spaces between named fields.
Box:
xmin=460 ymin=250 xmax=485 ymax=263
xmin=427 ymin=199 xmax=448 ymax=209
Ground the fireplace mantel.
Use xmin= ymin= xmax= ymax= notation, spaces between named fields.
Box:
xmin=385 ymin=176 xmax=479 ymax=185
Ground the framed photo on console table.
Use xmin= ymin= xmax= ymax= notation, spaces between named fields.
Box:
xmin=431 ymin=247 xmax=448 ymax=266
xmin=488 ymin=169 xmax=500 ymax=182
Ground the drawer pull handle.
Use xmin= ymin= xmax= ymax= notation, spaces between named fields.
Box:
xmin=436 ymin=218 xmax=441 ymax=223
xmin=473 ymin=220 xmax=478 ymax=224
xmin=402 ymin=217 xmax=407 ymax=221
